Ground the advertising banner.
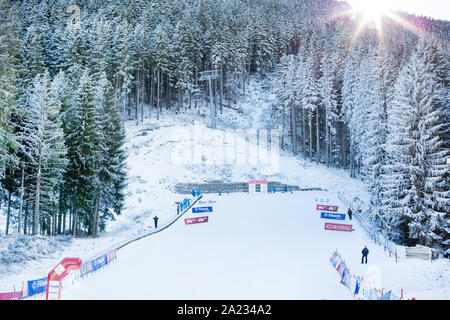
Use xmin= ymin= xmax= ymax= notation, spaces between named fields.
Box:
xmin=0 ymin=291 xmax=22 ymax=300
xmin=325 ymin=223 xmax=353 ymax=232
xmin=185 ymin=216 xmax=209 ymax=225
xmin=92 ymin=254 xmax=107 ymax=272
xmin=316 ymin=204 xmax=339 ymax=212
xmin=192 ymin=206 xmax=213 ymax=213
xmin=81 ymin=260 xmax=93 ymax=277
xmin=249 ymin=180 xmax=267 ymax=184
xmin=107 ymin=249 xmax=117 ymax=264
xmin=27 ymin=277 xmax=47 ymax=296
xmin=320 ymin=212 xmax=346 ymax=220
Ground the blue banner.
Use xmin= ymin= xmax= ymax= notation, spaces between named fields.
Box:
xmin=321 ymin=212 xmax=346 ymax=220
xmin=27 ymin=277 xmax=47 ymax=296
xmin=92 ymin=254 xmax=107 ymax=272
xmin=192 ymin=206 xmax=213 ymax=213
xmin=81 ymin=260 xmax=93 ymax=276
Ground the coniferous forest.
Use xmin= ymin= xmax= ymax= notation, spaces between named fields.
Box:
xmin=0 ymin=0 xmax=448 ymax=255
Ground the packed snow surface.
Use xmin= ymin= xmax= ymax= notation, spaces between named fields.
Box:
xmin=63 ymin=192 xmax=449 ymax=300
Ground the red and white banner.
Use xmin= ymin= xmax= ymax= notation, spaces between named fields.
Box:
xmin=325 ymin=223 xmax=353 ymax=232
xmin=46 ymin=257 xmax=82 ymax=300
xmin=185 ymin=216 xmax=209 ymax=225
xmin=317 ymin=204 xmax=339 ymax=212
xmin=0 ymin=291 xmax=22 ymax=300
xmin=249 ymin=180 xmax=267 ymax=184
xmin=107 ymin=249 xmax=117 ymax=264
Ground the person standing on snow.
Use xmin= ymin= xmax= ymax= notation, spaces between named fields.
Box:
xmin=361 ymin=246 xmax=369 ymax=264
xmin=153 ymin=216 xmax=159 ymax=229
xmin=347 ymin=208 xmax=353 ymax=221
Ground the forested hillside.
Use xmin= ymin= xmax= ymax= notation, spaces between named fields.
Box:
xmin=0 ymin=0 xmax=448 ymax=255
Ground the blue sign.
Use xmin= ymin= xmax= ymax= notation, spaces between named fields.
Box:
xmin=81 ymin=260 xmax=93 ymax=276
xmin=321 ymin=212 xmax=346 ymax=220
xmin=192 ymin=206 xmax=213 ymax=213
xmin=27 ymin=277 xmax=47 ymax=296
xmin=92 ymin=254 xmax=107 ymax=272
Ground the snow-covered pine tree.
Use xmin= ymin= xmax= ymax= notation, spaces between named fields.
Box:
xmin=172 ymin=19 xmax=195 ymax=113
xmin=92 ymin=72 xmax=127 ymax=237
xmin=341 ymin=45 xmax=363 ymax=177
xmin=359 ymin=49 xmax=388 ymax=213
xmin=302 ymin=55 xmax=321 ymax=162
xmin=20 ymin=71 xmax=67 ymax=235
xmin=382 ymin=43 xmax=449 ymax=248
xmin=69 ymin=69 xmax=102 ymax=236
xmin=22 ymin=25 xmax=47 ymax=87
xmin=380 ymin=60 xmax=414 ymax=243
xmin=320 ymin=50 xmax=339 ymax=167
xmin=414 ymin=39 xmax=450 ymax=250
xmin=0 ymin=0 xmax=22 ymax=180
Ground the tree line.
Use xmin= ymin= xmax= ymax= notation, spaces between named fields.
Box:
xmin=275 ymin=13 xmax=449 ymax=255
xmin=0 ymin=0 xmax=342 ymax=236
xmin=0 ymin=0 xmax=448 ymax=256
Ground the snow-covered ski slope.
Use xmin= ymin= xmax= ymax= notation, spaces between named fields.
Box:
xmin=62 ymin=192 xmax=448 ymax=300
xmin=63 ymin=192 xmax=354 ymax=299
xmin=2 ymin=76 xmax=449 ymax=299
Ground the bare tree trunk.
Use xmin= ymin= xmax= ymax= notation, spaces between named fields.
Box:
xmin=301 ymin=107 xmax=306 ymax=157
xmin=242 ymin=69 xmax=246 ymax=96
xmin=281 ymin=109 xmax=286 ymax=150
xmin=316 ymin=109 xmax=320 ymax=164
xmin=53 ymin=212 xmax=56 ymax=236
xmin=350 ymin=144 xmax=354 ymax=177
xmin=5 ymin=191 xmax=12 ymax=235
xmin=291 ymin=104 xmax=297 ymax=155
xmin=24 ymin=202 xmax=29 ymax=235
xmin=34 ymin=153 xmax=42 ymax=235
xmin=340 ymin=122 xmax=346 ymax=169
xmin=18 ymin=165 xmax=24 ymax=233
xmin=136 ymin=71 xmax=140 ymax=125
xmin=0 ymin=182 xmax=2 ymax=212
xmin=149 ymin=68 xmax=153 ymax=117
xmin=63 ymin=207 xmax=66 ymax=234
xmin=92 ymin=193 xmax=100 ymax=238
xmin=166 ymin=74 xmax=170 ymax=110
xmin=72 ymin=208 xmax=78 ymax=237
xmin=194 ymin=70 xmax=198 ymax=109
xmin=309 ymin=113 xmax=313 ymax=160
xmin=177 ymin=87 xmax=182 ymax=113
xmin=157 ymin=67 xmax=160 ymax=120
xmin=325 ymin=110 xmax=330 ymax=167
xmin=220 ymin=65 xmax=223 ymax=115
xmin=141 ymin=70 xmax=144 ymax=123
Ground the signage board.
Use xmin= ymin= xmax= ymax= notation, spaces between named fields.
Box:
xmin=324 ymin=223 xmax=353 ymax=232
xmin=192 ymin=206 xmax=213 ymax=213
xmin=185 ymin=216 xmax=209 ymax=225
xmin=316 ymin=204 xmax=339 ymax=212
xmin=27 ymin=277 xmax=47 ymax=296
xmin=320 ymin=212 xmax=346 ymax=220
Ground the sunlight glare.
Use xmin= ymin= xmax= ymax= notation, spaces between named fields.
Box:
xmin=348 ymin=0 xmax=391 ymax=20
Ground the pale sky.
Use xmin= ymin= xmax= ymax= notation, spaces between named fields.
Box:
xmin=345 ymin=0 xmax=449 ymax=21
